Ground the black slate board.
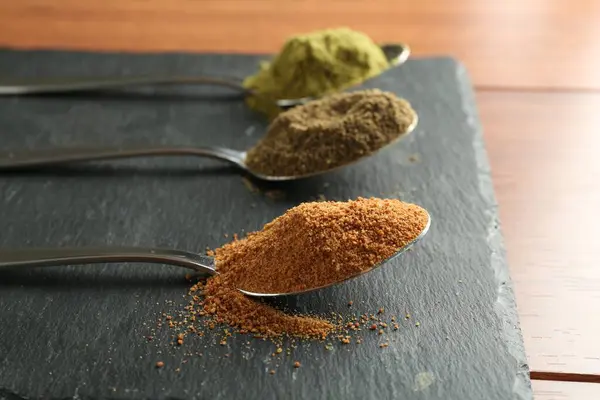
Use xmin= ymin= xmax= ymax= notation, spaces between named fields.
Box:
xmin=0 ymin=49 xmax=531 ymax=400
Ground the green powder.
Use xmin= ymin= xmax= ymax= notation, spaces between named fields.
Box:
xmin=243 ymin=27 xmax=390 ymax=119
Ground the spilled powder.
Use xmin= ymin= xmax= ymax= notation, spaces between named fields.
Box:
xmin=201 ymin=277 xmax=334 ymax=338
xmin=187 ymin=197 xmax=428 ymax=339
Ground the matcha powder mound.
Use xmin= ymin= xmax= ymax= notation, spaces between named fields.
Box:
xmin=243 ymin=27 xmax=391 ymax=118
xmin=245 ymin=89 xmax=417 ymax=177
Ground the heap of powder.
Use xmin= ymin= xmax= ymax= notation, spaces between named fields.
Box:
xmin=215 ymin=197 xmax=428 ymax=294
xmin=243 ymin=27 xmax=390 ymax=118
xmin=245 ymin=89 xmax=416 ymax=177
xmin=194 ymin=197 xmax=428 ymax=338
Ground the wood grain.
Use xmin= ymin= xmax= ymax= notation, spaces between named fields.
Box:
xmin=1 ymin=0 xmax=600 ymax=90
xmin=533 ymin=380 xmax=600 ymax=400
xmin=531 ymin=371 xmax=600 ymax=384
xmin=478 ymin=90 xmax=600 ymax=375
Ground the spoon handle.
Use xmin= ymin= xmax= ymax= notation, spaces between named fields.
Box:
xmin=0 ymin=75 xmax=248 ymax=95
xmin=0 ymin=146 xmax=246 ymax=170
xmin=0 ymin=247 xmax=217 ymax=274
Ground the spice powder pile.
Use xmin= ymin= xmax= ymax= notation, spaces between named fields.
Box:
xmin=190 ymin=197 xmax=429 ymax=338
xmin=243 ymin=27 xmax=391 ymax=119
xmin=245 ymin=89 xmax=416 ymax=177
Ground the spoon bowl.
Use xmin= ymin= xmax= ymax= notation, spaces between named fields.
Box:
xmin=0 ymin=210 xmax=430 ymax=297
xmin=246 ymin=112 xmax=418 ymax=181
xmin=381 ymin=43 xmax=412 ymax=67
xmin=240 ymin=209 xmax=431 ymax=297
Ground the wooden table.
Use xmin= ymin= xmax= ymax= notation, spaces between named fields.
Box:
xmin=2 ymin=1 xmax=599 ymax=398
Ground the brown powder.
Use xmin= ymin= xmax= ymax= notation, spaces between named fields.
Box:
xmin=200 ymin=276 xmax=334 ymax=338
xmin=245 ymin=89 xmax=417 ymax=177
xmin=186 ymin=198 xmax=427 ymax=339
xmin=215 ymin=197 xmax=428 ymax=294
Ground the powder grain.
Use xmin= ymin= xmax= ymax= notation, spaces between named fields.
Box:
xmin=245 ymin=89 xmax=416 ymax=177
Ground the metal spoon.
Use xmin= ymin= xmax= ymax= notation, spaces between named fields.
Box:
xmin=0 ymin=43 xmax=410 ymax=109
xmin=0 ymin=113 xmax=418 ymax=181
xmin=0 ymin=210 xmax=430 ymax=297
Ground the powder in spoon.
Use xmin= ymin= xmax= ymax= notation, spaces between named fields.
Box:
xmin=244 ymin=89 xmax=416 ymax=177
xmin=215 ymin=197 xmax=428 ymax=294
xmin=243 ymin=27 xmax=391 ymax=119
xmin=191 ymin=197 xmax=428 ymax=338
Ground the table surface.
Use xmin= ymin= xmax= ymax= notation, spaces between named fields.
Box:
xmin=1 ymin=1 xmax=599 ymax=398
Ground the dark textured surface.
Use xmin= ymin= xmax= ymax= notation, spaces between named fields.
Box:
xmin=0 ymin=49 xmax=531 ymax=400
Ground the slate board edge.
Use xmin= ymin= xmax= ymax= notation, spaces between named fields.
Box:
xmin=455 ymin=62 xmax=532 ymax=399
